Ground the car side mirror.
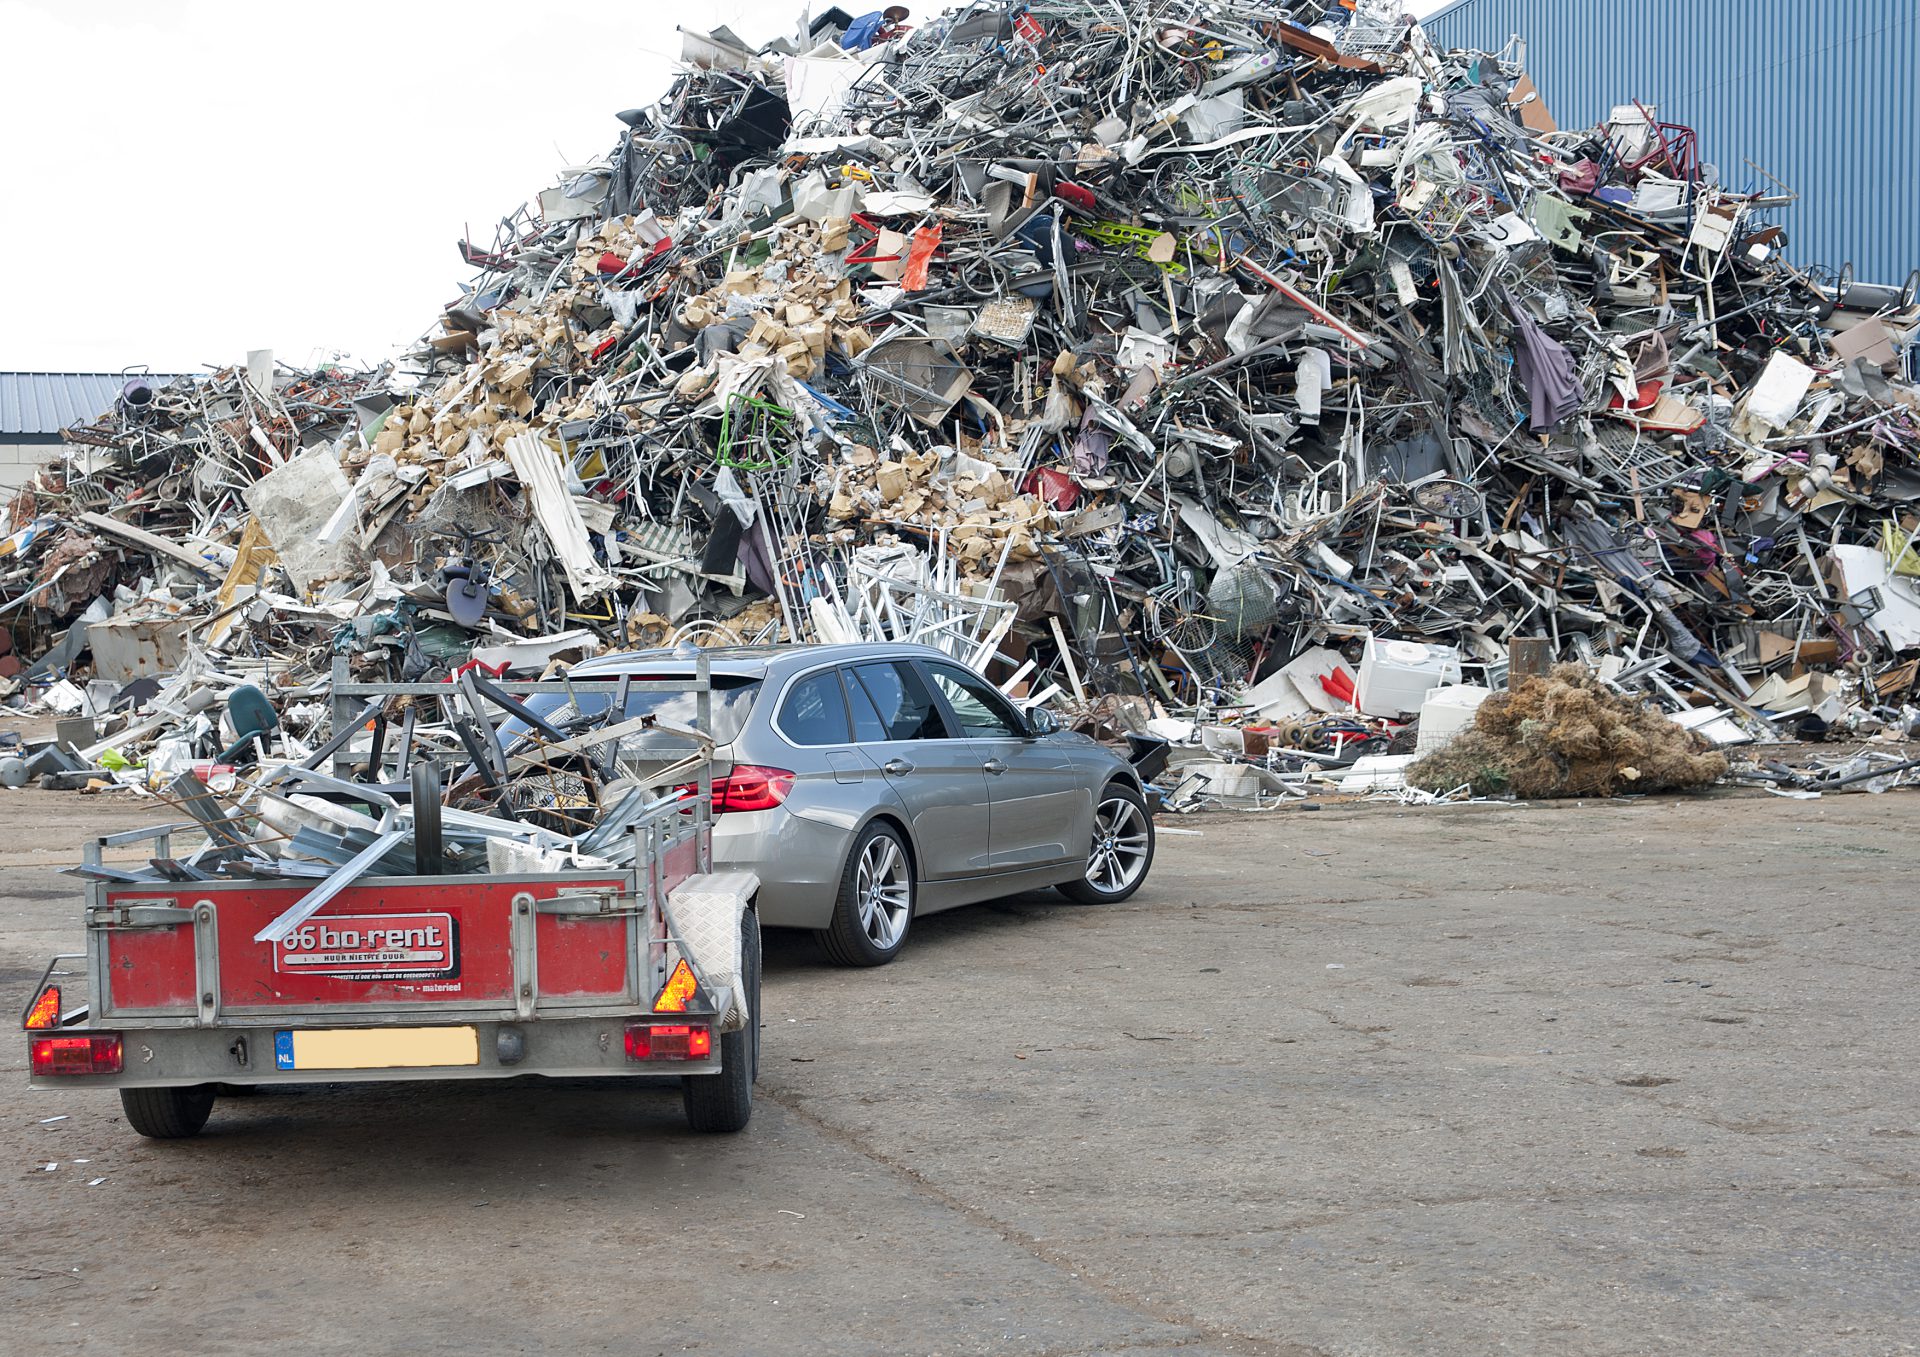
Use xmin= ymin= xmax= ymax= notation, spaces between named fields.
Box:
xmin=1023 ymin=705 xmax=1059 ymax=737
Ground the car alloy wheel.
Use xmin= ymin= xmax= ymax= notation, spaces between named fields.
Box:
xmin=1086 ymin=794 xmax=1151 ymax=895
xmin=856 ymin=833 xmax=912 ymax=950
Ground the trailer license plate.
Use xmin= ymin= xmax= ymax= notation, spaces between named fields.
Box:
xmin=273 ymin=1026 xmax=479 ymax=1071
xmin=272 ymin=912 xmax=458 ymax=982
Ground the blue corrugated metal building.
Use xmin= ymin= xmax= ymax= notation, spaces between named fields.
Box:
xmin=1423 ymin=0 xmax=1919 ymax=286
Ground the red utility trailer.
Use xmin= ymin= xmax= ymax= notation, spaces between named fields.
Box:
xmin=23 ymin=789 xmax=761 ymax=1138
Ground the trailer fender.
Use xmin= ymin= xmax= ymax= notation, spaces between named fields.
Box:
xmin=666 ymin=871 xmax=759 ymax=1033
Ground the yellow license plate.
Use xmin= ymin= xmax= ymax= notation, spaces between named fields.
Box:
xmin=273 ymin=1026 xmax=479 ymax=1071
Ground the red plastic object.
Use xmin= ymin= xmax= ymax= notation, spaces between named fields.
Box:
xmin=596 ymin=251 xmax=628 ymax=274
xmin=1607 ymin=379 xmax=1662 ymax=412
xmin=1024 ymin=467 xmax=1081 ymax=511
xmin=1318 ymin=668 xmax=1357 ymax=704
xmin=1054 ymin=181 xmax=1097 ymax=213
xmin=902 ymin=224 xmax=943 ymax=291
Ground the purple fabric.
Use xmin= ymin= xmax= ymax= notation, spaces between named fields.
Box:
xmin=739 ymin=519 xmax=777 ymax=596
xmin=1509 ymin=304 xmax=1582 ymax=432
xmin=1071 ymin=413 xmax=1112 ymax=475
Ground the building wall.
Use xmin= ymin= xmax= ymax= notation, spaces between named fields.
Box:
xmin=0 ymin=439 xmax=59 ymax=496
xmin=1425 ymin=0 xmax=1919 ymax=286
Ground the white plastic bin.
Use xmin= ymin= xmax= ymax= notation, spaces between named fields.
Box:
xmin=1356 ymin=637 xmax=1462 ymax=718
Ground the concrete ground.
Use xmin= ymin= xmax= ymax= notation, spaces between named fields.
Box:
xmin=1 ymin=788 xmax=1914 ymax=1356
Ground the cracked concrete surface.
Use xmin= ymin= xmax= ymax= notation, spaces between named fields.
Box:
xmin=1 ymin=789 xmax=1914 ymax=1355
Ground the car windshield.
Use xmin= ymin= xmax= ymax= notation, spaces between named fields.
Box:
xmin=499 ymin=674 xmax=761 ymax=750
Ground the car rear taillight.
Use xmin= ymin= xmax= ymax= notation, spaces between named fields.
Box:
xmin=29 ymin=1034 xmax=122 ymax=1076
xmin=680 ymin=766 xmax=794 ymax=814
xmin=23 ymin=984 xmax=60 ymax=1031
xmin=624 ymin=1024 xmax=713 ymax=1061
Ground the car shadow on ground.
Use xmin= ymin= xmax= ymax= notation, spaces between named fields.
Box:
xmin=759 ymin=886 xmax=1083 ymax=975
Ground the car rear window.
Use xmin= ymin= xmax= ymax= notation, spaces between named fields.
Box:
xmin=779 ymin=670 xmax=852 ymax=746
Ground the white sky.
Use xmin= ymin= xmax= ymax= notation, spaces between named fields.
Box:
xmin=1 ymin=1 xmax=1452 ymax=376
xmin=0 ymin=0 xmax=805 ymax=374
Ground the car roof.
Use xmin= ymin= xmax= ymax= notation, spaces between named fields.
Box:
xmin=566 ymin=642 xmax=961 ymax=679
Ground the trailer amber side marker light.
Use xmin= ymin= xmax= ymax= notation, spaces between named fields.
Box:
xmin=24 ymin=985 xmax=60 ymax=1031
xmin=29 ymin=1034 xmax=123 ymax=1076
xmin=653 ymin=959 xmax=699 ymax=1013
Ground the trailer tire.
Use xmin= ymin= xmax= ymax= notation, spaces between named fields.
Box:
xmin=682 ymin=907 xmax=759 ymax=1133
xmin=120 ymin=1086 xmax=216 ymax=1140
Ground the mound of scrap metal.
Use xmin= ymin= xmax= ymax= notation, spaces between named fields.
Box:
xmin=5 ymin=0 xmax=1920 ymax=808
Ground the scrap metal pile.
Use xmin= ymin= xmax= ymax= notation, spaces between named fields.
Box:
xmin=6 ymin=0 xmax=1920 ymax=807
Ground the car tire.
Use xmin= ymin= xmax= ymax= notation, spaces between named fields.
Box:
xmin=120 ymin=1086 xmax=217 ymax=1140
xmin=682 ymin=907 xmax=760 ymax=1134
xmin=1059 ymin=782 xmax=1156 ymax=905
xmin=818 ymin=821 xmax=914 ymax=967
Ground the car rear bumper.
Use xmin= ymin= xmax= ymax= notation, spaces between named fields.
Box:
xmin=711 ymin=807 xmax=848 ymax=929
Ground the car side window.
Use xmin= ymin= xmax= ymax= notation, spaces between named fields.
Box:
xmin=843 ymin=665 xmax=890 ymax=743
xmin=849 ymin=661 xmax=950 ymax=741
xmin=779 ymin=669 xmax=852 ymax=746
xmin=924 ymin=663 xmax=1022 ymax=738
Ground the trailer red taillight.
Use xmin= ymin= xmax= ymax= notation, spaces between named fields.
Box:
xmin=23 ymin=984 xmax=60 ymax=1031
xmin=624 ymin=1023 xmax=713 ymax=1061
xmin=29 ymin=1034 xmax=122 ymax=1076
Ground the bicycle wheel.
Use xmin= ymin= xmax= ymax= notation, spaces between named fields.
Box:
xmin=1409 ymin=478 xmax=1484 ymax=519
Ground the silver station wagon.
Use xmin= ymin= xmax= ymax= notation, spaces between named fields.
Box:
xmin=525 ymin=643 xmax=1156 ymax=965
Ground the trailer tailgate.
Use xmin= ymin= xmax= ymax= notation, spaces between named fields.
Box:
xmin=96 ymin=874 xmax=636 ymax=1022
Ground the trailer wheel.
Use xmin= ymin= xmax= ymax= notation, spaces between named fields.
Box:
xmin=682 ymin=906 xmax=759 ymax=1133
xmin=120 ymin=1086 xmax=216 ymax=1140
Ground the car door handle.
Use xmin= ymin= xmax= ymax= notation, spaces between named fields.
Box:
xmin=882 ymin=758 xmax=914 ymax=776
xmin=982 ymin=759 xmax=1007 ymax=775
